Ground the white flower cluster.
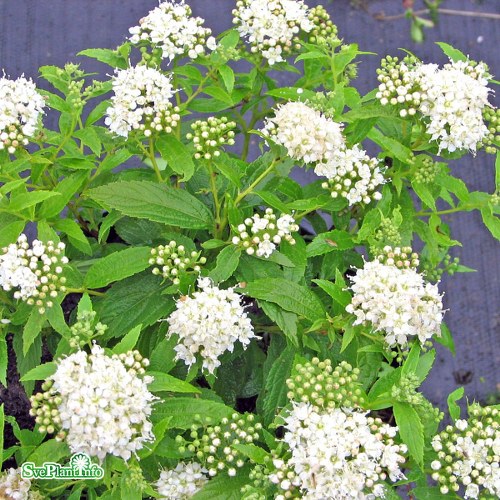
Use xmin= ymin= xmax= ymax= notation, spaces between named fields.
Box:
xmin=377 ymin=56 xmax=492 ymax=153
xmin=105 ymin=65 xmax=179 ymax=138
xmin=0 ymin=74 xmax=45 ymax=154
xmin=431 ymin=405 xmax=499 ymax=498
xmin=129 ymin=0 xmax=216 ymax=61
xmin=166 ymin=277 xmax=255 ymax=373
xmin=262 ymin=101 xmax=345 ymax=164
xmin=233 ymin=0 xmax=313 ymax=65
xmin=156 ymin=462 xmax=209 ymax=500
xmin=315 ymin=144 xmax=384 ymax=206
xmin=232 ymin=208 xmax=298 ymax=258
xmin=0 ymin=468 xmax=33 ymax=500
xmin=49 ymin=345 xmax=155 ymax=461
xmin=0 ymin=234 xmax=68 ymax=314
xmin=270 ymin=403 xmax=406 ymax=499
xmin=346 ymin=258 xmax=444 ymax=348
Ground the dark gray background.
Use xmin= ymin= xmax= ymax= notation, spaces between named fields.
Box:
xmin=0 ymin=0 xmax=498 ymax=408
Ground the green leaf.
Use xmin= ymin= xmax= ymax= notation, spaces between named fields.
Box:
xmin=0 ymin=404 xmax=4 ymax=466
xmin=0 ymin=334 xmax=6 ymax=387
xmin=393 ymin=402 xmax=424 ymax=469
xmin=208 ymin=246 xmax=241 ymax=284
xmin=0 ymin=219 xmax=25 ymax=248
xmin=26 ymin=440 xmax=69 ymax=466
xmin=368 ymin=129 xmax=413 ymax=163
xmin=357 ymin=209 xmax=382 ymax=241
xmin=435 ymin=322 xmax=455 ymax=355
xmin=313 ymin=279 xmax=351 ymax=308
xmin=13 ymin=331 xmax=42 ymax=395
xmin=412 ymin=181 xmax=437 ymax=211
xmin=232 ymin=444 xmax=269 ymax=465
xmin=147 ymin=372 xmax=201 ymax=394
xmin=435 ymin=42 xmax=467 ymax=62
xmin=306 ymin=230 xmax=354 ymax=257
xmin=260 ymin=301 xmax=298 ymax=346
xmin=84 ymin=246 xmax=151 ymax=288
xmin=447 ymin=387 xmax=464 ymax=421
xmin=213 ymin=154 xmax=242 ymax=188
xmin=410 ymin=486 xmax=458 ymax=499
xmin=266 ymin=87 xmax=316 ymax=101
xmin=415 ymin=349 xmax=436 ymax=383
xmin=8 ymin=191 xmax=60 ymax=212
xmin=244 ymin=279 xmax=325 ymax=322
xmin=156 ymin=135 xmax=196 ymax=181
xmin=480 ymin=206 xmax=500 ymax=240
xmin=113 ymin=324 xmax=142 ymax=354
xmin=99 ymin=149 xmax=133 ymax=173
xmin=78 ymin=48 xmax=128 ymax=69
xmin=149 ymin=336 xmax=178 ymax=374
xmin=192 ymin=467 xmax=251 ymax=500
xmin=87 ymin=180 xmax=212 ymax=229
xmin=202 ymin=239 xmax=227 ymax=250
xmin=20 ymin=362 xmax=57 ymax=382
xmin=218 ymin=65 xmax=235 ymax=94
xmin=151 ymin=397 xmax=233 ymax=428
xmin=53 ymin=218 xmax=92 ymax=255
xmin=23 ymin=309 xmax=45 ymax=356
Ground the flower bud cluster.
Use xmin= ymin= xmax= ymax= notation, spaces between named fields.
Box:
xmin=240 ymin=465 xmax=270 ymax=500
xmin=156 ymin=462 xmax=209 ymax=499
xmin=129 ymin=0 xmax=216 ymax=61
xmin=30 ymin=345 xmax=154 ymax=462
xmin=176 ymin=412 xmax=263 ymax=478
xmin=482 ymin=106 xmax=500 ymax=154
xmin=286 ymin=358 xmax=366 ymax=409
xmin=149 ymin=241 xmax=206 ymax=285
xmin=105 ymin=65 xmax=179 ymax=138
xmin=376 ymin=245 xmax=420 ymax=269
xmin=372 ymin=218 xmax=402 ymax=249
xmin=122 ymin=463 xmax=148 ymax=495
xmin=270 ymin=403 xmax=407 ymax=499
xmin=0 ymin=467 xmax=38 ymax=500
xmin=0 ymin=234 xmax=68 ymax=314
xmin=315 ymin=144 xmax=384 ymax=206
xmin=0 ymin=74 xmax=45 ymax=154
xmin=346 ymin=257 xmax=443 ymax=348
xmin=69 ymin=310 xmax=107 ymax=350
xmin=413 ymin=155 xmax=440 ymax=184
xmin=166 ymin=277 xmax=255 ymax=373
xmin=421 ymin=253 xmax=460 ymax=283
xmin=430 ymin=404 xmax=499 ymax=498
xmin=186 ymin=116 xmax=236 ymax=160
xmin=307 ymin=5 xmax=339 ymax=46
xmin=232 ymin=209 xmax=298 ymax=258
xmin=232 ymin=0 xmax=313 ymax=66
xmin=391 ymin=373 xmax=424 ymax=405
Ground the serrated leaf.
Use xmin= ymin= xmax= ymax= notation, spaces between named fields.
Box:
xmin=20 ymin=362 xmax=56 ymax=382
xmin=313 ymin=279 xmax=351 ymax=308
xmin=84 ymin=246 xmax=151 ymax=288
xmin=23 ymin=309 xmax=45 ymax=356
xmin=412 ymin=181 xmax=437 ymax=211
xmin=156 ymin=135 xmax=195 ymax=181
xmin=88 ymin=180 xmax=212 ymax=229
xmin=113 ymin=324 xmax=142 ymax=354
xmin=244 ymin=279 xmax=325 ymax=322
xmin=218 ymin=65 xmax=235 ymax=94
xmin=26 ymin=440 xmax=69 ymax=466
xmin=8 ymin=191 xmax=60 ymax=212
xmin=307 ymin=230 xmax=354 ymax=257
xmin=53 ymin=218 xmax=92 ymax=255
xmin=78 ymin=48 xmax=128 ymax=69
xmin=447 ymin=387 xmax=464 ymax=421
xmin=192 ymin=467 xmax=251 ymax=500
xmin=260 ymin=301 xmax=298 ymax=346
xmin=208 ymin=246 xmax=241 ymax=283
xmin=393 ymin=402 xmax=424 ymax=468
xmin=435 ymin=42 xmax=467 ymax=62
xmin=147 ymin=372 xmax=200 ymax=394
xmin=232 ymin=444 xmax=269 ymax=465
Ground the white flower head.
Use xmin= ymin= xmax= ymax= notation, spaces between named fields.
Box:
xmin=166 ymin=278 xmax=255 ymax=373
xmin=0 ymin=468 xmax=32 ymax=500
xmin=0 ymin=74 xmax=45 ymax=154
xmin=49 ymin=345 xmax=155 ymax=462
xmin=346 ymin=258 xmax=444 ymax=347
xmin=156 ymin=462 xmax=208 ymax=499
xmin=233 ymin=0 xmax=313 ymax=65
xmin=129 ymin=1 xmax=215 ymax=61
xmin=105 ymin=65 xmax=179 ymax=138
xmin=262 ymin=101 xmax=345 ymax=164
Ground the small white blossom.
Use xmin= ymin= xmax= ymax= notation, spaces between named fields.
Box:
xmin=233 ymin=0 xmax=313 ymax=65
xmin=315 ymin=144 xmax=385 ymax=206
xmin=105 ymin=65 xmax=179 ymax=138
xmin=129 ymin=1 xmax=215 ymax=61
xmin=156 ymin=462 xmax=208 ymax=499
xmin=262 ymin=101 xmax=345 ymax=164
xmin=0 ymin=468 xmax=33 ymax=500
xmin=346 ymin=258 xmax=444 ymax=347
xmin=0 ymin=74 xmax=45 ymax=154
xmin=271 ymin=403 xmax=406 ymax=499
xmin=166 ymin=278 xmax=255 ymax=373
xmin=50 ymin=345 xmax=155 ymax=462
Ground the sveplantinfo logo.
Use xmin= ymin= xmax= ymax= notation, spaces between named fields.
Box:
xmin=21 ymin=453 xmax=104 ymax=480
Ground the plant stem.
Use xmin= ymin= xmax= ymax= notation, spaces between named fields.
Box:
xmin=206 ymin=161 xmax=222 ymax=238
xmin=416 ymin=205 xmax=475 ymax=217
xmin=374 ymin=8 xmax=500 ymax=21
xmin=149 ymin=139 xmax=163 ymax=182
xmin=235 ymin=158 xmax=279 ymax=206
xmin=65 ymin=288 xmax=105 ymax=297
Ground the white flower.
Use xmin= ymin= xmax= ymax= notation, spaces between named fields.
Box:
xmin=233 ymin=0 xmax=313 ymax=65
xmin=346 ymin=259 xmax=444 ymax=347
xmin=156 ymin=462 xmax=208 ymax=499
xmin=0 ymin=74 xmax=45 ymax=153
xmin=129 ymin=1 xmax=214 ymax=61
xmin=0 ymin=468 xmax=32 ymax=500
xmin=262 ymin=101 xmax=345 ymax=164
xmin=50 ymin=345 xmax=155 ymax=462
xmin=315 ymin=144 xmax=385 ymax=206
xmin=271 ymin=403 xmax=406 ymax=499
xmin=166 ymin=278 xmax=255 ymax=373
xmin=105 ymin=65 xmax=179 ymax=138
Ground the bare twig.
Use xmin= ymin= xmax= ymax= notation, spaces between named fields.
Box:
xmin=374 ymin=8 xmax=500 ymax=22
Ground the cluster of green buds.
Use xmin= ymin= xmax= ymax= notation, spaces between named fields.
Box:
xmin=241 ymin=465 xmax=272 ymax=500
xmin=175 ymin=412 xmax=263 ymax=478
xmin=286 ymin=358 xmax=366 ymax=409
xmin=372 ymin=218 xmax=402 ymax=249
xmin=113 ymin=350 xmax=150 ymax=376
xmin=186 ymin=116 xmax=236 ymax=160
xmin=481 ymin=106 xmax=500 ymax=154
xmin=307 ymin=5 xmax=339 ymax=46
xmin=376 ymin=55 xmax=423 ymax=117
xmin=412 ymin=155 xmax=441 ymax=184
xmin=29 ymin=379 xmax=63 ymax=438
xmin=149 ymin=241 xmax=206 ymax=284
xmin=232 ymin=209 xmax=298 ymax=259
xmin=421 ymin=253 xmax=460 ymax=282
xmin=377 ymin=245 xmax=420 ymax=269
xmin=430 ymin=404 xmax=499 ymax=498
xmin=120 ymin=462 xmax=148 ymax=493
xmin=142 ymin=103 xmax=181 ymax=138
xmin=69 ymin=310 xmax=107 ymax=350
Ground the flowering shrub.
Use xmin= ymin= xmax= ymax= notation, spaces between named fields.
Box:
xmin=0 ymin=0 xmax=498 ymax=498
